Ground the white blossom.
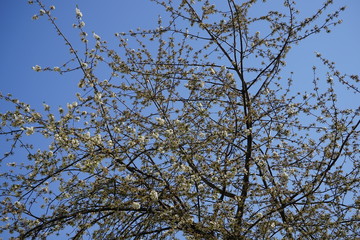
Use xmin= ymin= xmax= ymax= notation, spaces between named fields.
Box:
xmin=85 ymin=131 xmax=91 ymax=139
xmin=151 ymin=131 xmax=159 ymax=139
xmin=94 ymin=92 xmax=102 ymax=103
xmin=93 ymin=32 xmax=101 ymax=40
xmin=165 ymin=129 xmax=173 ymax=135
xmin=7 ymin=162 xmax=16 ymax=167
xmin=226 ymin=72 xmax=234 ymax=79
xmin=150 ymin=190 xmax=158 ymax=201
xmin=156 ymin=117 xmax=165 ymax=125
xmin=75 ymin=7 xmax=83 ymax=18
xmin=107 ymin=140 xmax=114 ymax=147
xmin=131 ymin=202 xmax=141 ymax=209
xmin=243 ymin=128 xmax=252 ymax=136
xmin=14 ymin=201 xmax=22 ymax=209
xmin=138 ymin=135 xmax=146 ymax=143
xmin=32 ymin=65 xmax=41 ymax=72
xmin=25 ymin=127 xmax=34 ymax=136
xmin=71 ymin=139 xmax=80 ymax=147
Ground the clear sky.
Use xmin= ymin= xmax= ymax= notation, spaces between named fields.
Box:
xmin=0 ymin=0 xmax=164 ymax=110
xmin=0 ymin=0 xmax=359 ymax=239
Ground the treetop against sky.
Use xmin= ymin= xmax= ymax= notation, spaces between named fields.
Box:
xmin=0 ymin=0 xmax=359 ymax=239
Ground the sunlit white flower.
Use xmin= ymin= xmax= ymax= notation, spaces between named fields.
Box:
xmin=93 ymin=32 xmax=101 ymax=40
xmin=138 ymin=135 xmax=146 ymax=143
xmin=127 ymin=126 xmax=136 ymax=133
xmin=25 ymin=127 xmax=34 ymax=136
xmin=125 ymin=175 xmax=134 ymax=181
xmin=39 ymin=9 xmax=46 ymax=15
xmin=75 ymin=7 xmax=83 ymax=18
xmin=107 ymin=140 xmax=114 ymax=147
xmin=7 ymin=162 xmax=16 ymax=167
xmin=199 ymin=81 xmax=205 ymax=88
xmin=272 ymin=151 xmax=279 ymax=158
xmin=198 ymin=184 xmax=205 ymax=191
xmin=53 ymin=66 xmax=61 ymax=72
xmin=150 ymin=190 xmax=158 ymax=201
xmin=71 ymin=139 xmax=80 ymax=147
xmin=156 ymin=117 xmax=165 ymax=125
xmin=165 ymin=129 xmax=173 ymax=135
xmin=220 ymin=130 xmax=228 ymax=137
xmin=151 ymin=131 xmax=159 ymax=139
xmin=94 ymin=134 xmax=102 ymax=144
xmin=243 ymin=128 xmax=251 ymax=136
xmin=85 ymin=131 xmax=91 ymax=139
xmin=281 ymin=169 xmax=289 ymax=179
xmin=286 ymin=107 xmax=296 ymax=115
xmin=157 ymin=147 xmax=165 ymax=154
xmin=81 ymin=62 xmax=88 ymax=68
xmin=226 ymin=72 xmax=234 ymax=79
xmin=210 ymin=67 xmax=216 ymax=75
xmin=14 ymin=201 xmax=22 ymax=208
xmin=131 ymin=202 xmax=141 ymax=209
xmin=32 ymin=65 xmax=41 ymax=72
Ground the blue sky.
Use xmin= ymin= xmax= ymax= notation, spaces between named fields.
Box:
xmin=0 ymin=0 xmax=359 ymax=239
xmin=0 ymin=0 xmax=163 ymax=110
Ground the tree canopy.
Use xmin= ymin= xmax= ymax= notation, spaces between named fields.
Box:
xmin=1 ymin=0 xmax=359 ymax=239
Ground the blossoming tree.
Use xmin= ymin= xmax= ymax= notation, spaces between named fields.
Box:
xmin=1 ymin=0 xmax=359 ymax=239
